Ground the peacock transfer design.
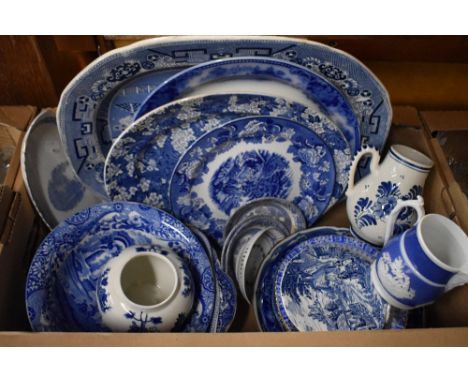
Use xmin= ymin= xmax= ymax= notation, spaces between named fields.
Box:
xmin=353 ymin=182 xmax=423 ymax=233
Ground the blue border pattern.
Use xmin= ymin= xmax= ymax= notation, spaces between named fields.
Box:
xmin=58 ymin=36 xmax=391 ymax=196
xmin=25 ymin=202 xmax=216 ymax=332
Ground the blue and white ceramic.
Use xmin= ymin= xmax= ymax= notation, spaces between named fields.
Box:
xmin=169 ymin=116 xmax=336 ymax=242
xmin=25 ymin=202 xmax=216 ymax=332
xmin=59 ymin=36 xmax=389 ymax=196
xmin=253 ymin=227 xmax=407 ymax=332
xmin=98 ymin=245 xmax=195 ymax=332
xmin=21 ymin=110 xmax=105 ymax=229
xmin=222 ymin=215 xmax=290 ymax=280
xmin=105 ymin=94 xmax=351 ymax=211
xmin=372 ymin=212 xmax=468 ymax=310
xmin=223 ymin=197 xmax=306 ymax=239
xmin=188 ymin=226 xmax=237 ymax=332
xmin=134 ymin=57 xmax=361 ymax=154
xmin=346 ymin=145 xmax=433 ymax=246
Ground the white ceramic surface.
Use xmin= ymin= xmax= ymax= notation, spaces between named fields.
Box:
xmin=98 ymin=246 xmax=195 ymax=332
xmin=21 ymin=109 xmax=105 ymax=229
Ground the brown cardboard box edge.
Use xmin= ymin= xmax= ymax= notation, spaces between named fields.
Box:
xmin=1 ymin=328 xmax=468 ymax=347
xmin=1 ymin=105 xmax=468 ymax=346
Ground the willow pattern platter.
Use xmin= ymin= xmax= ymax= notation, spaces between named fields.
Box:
xmin=253 ymin=227 xmax=407 ymax=332
xmin=25 ymin=202 xmax=216 ymax=332
xmin=21 ymin=110 xmax=105 ymax=229
xmin=58 ymin=36 xmax=391 ymax=196
xmin=105 ymin=94 xmax=351 ymax=211
xmin=134 ymin=57 xmax=360 ymax=153
xmin=169 ymin=116 xmax=336 ymax=241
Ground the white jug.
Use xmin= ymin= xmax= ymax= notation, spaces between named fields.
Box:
xmin=346 ymin=144 xmax=433 ymax=246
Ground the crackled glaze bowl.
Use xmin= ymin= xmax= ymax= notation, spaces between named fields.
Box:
xmin=97 ymin=245 xmax=195 ymax=332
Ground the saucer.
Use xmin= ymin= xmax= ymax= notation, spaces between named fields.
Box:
xmin=26 ymin=202 xmax=216 ymax=332
xmin=169 ymin=116 xmax=336 ymax=242
xmin=21 ymin=110 xmax=105 ymax=229
xmin=223 ymin=197 xmax=306 ymax=239
xmin=104 ymin=94 xmax=351 ymax=211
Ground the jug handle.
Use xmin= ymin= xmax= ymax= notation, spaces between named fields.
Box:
xmin=446 ymin=235 xmax=468 ymax=292
xmin=383 ymin=196 xmax=425 ymax=245
xmin=345 ymin=146 xmax=380 ymax=196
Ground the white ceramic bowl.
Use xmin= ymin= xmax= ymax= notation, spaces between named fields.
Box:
xmin=97 ymin=245 xmax=194 ymax=332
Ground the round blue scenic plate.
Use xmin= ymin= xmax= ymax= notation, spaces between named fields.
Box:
xmin=57 ymin=36 xmax=390 ymax=196
xmin=25 ymin=202 xmax=216 ymax=332
xmin=254 ymin=227 xmax=407 ymax=332
xmin=169 ymin=116 xmax=336 ymax=242
xmin=134 ymin=57 xmax=360 ymax=154
xmin=105 ymin=93 xmax=351 ymax=212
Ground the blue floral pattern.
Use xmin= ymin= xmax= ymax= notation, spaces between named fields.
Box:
xmin=124 ymin=311 xmax=162 ymax=332
xmin=59 ymin=36 xmax=388 ymax=197
xmin=105 ymin=94 xmax=351 ymax=213
xmin=353 ymin=182 xmax=423 ymax=233
xmin=210 ymin=151 xmax=292 ymax=215
xmin=25 ymin=202 xmax=215 ymax=332
xmin=170 ymin=117 xmax=336 ymax=242
xmin=134 ymin=57 xmax=360 ymax=154
xmin=254 ymin=227 xmax=407 ymax=332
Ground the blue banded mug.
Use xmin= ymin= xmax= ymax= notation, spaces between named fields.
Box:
xmin=371 ymin=196 xmax=468 ymax=309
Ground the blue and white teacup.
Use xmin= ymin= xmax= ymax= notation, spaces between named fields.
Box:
xmin=371 ymin=197 xmax=468 ymax=309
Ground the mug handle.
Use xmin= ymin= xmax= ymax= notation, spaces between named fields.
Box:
xmin=383 ymin=196 xmax=426 ymax=245
xmin=446 ymin=235 xmax=468 ymax=292
xmin=345 ymin=146 xmax=380 ymax=196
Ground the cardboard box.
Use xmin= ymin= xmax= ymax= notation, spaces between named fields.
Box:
xmin=0 ymin=105 xmax=467 ymax=346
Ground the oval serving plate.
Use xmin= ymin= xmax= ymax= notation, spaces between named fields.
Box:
xmin=169 ymin=116 xmax=336 ymax=242
xmin=26 ymin=202 xmax=216 ymax=333
xmin=105 ymin=94 xmax=350 ymax=213
xmin=134 ymin=56 xmax=360 ymax=153
xmin=58 ymin=36 xmax=391 ymax=196
xmin=21 ymin=109 xmax=105 ymax=229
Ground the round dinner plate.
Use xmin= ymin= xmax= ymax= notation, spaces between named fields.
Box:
xmin=58 ymin=36 xmax=391 ymax=196
xmin=134 ymin=57 xmax=360 ymax=153
xmin=169 ymin=116 xmax=336 ymax=242
xmin=253 ymin=227 xmax=407 ymax=332
xmin=26 ymin=202 xmax=216 ymax=332
xmin=105 ymin=93 xmax=351 ymax=212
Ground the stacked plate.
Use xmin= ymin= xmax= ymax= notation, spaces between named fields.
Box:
xmin=24 ymin=36 xmax=397 ymax=332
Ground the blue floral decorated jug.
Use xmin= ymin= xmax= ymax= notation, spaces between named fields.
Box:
xmin=346 ymin=144 xmax=433 ymax=246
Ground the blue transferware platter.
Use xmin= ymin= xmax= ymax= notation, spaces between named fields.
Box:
xmin=190 ymin=226 xmax=236 ymax=332
xmin=25 ymin=202 xmax=216 ymax=332
xmin=169 ymin=116 xmax=336 ymax=242
xmin=58 ymin=36 xmax=391 ymax=196
xmin=223 ymin=197 xmax=307 ymax=239
xmin=253 ymin=227 xmax=407 ymax=332
xmin=105 ymin=94 xmax=351 ymax=211
xmin=134 ymin=57 xmax=360 ymax=154
xmin=21 ymin=110 xmax=106 ymax=229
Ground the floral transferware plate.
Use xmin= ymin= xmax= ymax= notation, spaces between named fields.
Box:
xmin=190 ymin=226 xmax=237 ymax=332
xmin=25 ymin=202 xmax=216 ymax=332
xmin=253 ymin=227 xmax=407 ymax=332
xmin=21 ymin=110 xmax=106 ymax=229
xmin=105 ymin=94 xmax=351 ymax=211
xmin=58 ymin=36 xmax=390 ymax=196
xmin=169 ymin=116 xmax=336 ymax=242
xmin=223 ymin=197 xmax=306 ymax=239
xmin=134 ymin=57 xmax=360 ymax=153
